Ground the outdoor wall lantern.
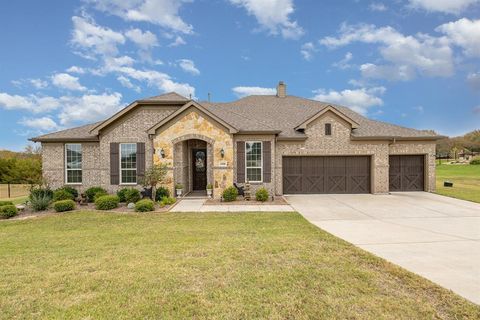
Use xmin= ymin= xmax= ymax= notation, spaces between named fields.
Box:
xmin=160 ymin=148 xmax=165 ymax=158
xmin=220 ymin=148 xmax=225 ymax=158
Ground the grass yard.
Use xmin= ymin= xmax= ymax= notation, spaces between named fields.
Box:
xmin=436 ymin=164 xmax=480 ymax=203
xmin=0 ymin=195 xmax=28 ymax=205
xmin=1 ymin=212 xmax=478 ymax=319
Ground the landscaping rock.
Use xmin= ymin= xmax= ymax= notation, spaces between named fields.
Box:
xmin=127 ymin=203 xmax=135 ymax=209
xmin=15 ymin=205 xmax=25 ymax=211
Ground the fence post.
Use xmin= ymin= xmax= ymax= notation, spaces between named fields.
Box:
xmin=8 ymin=183 xmax=11 ymax=198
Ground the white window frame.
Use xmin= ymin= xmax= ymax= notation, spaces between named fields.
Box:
xmin=119 ymin=143 xmax=137 ymax=185
xmin=245 ymin=141 xmax=263 ymax=183
xmin=65 ymin=143 xmax=82 ymax=185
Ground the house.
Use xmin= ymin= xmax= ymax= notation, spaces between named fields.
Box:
xmin=31 ymin=82 xmax=442 ymax=199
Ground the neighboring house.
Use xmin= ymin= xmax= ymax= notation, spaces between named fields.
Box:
xmin=31 ymin=82 xmax=442 ymax=199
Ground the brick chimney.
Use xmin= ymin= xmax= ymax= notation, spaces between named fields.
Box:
xmin=276 ymin=81 xmax=286 ymax=98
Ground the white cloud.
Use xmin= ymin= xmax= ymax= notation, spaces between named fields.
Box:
xmin=29 ymin=79 xmax=48 ymax=89
xmin=125 ymin=28 xmax=158 ymax=49
xmin=467 ymin=71 xmax=480 ymax=89
xmin=229 ymin=0 xmax=304 ymax=39
xmin=19 ymin=117 xmax=60 ymax=131
xmin=360 ymin=63 xmax=416 ymax=81
xmin=407 ymin=0 xmax=480 ymax=14
xmin=232 ymin=86 xmax=276 ymax=97
xmin=0 ymin=93 xmax=60 ymax=113
xmin=333 ymin=52 xmax=353 ymax=69
xmin=58 ymin=93 xmax=124 ymax=125
xmin=300 ymin=42 xmax=316 ymax=61
xmin=320 ymin=23 xmax=454 ymax=80
xmin=87 ymin=0 xmax=193 ymax=34
xmin=51 ymin=73 xmax=87 ymax=91
xmin=117 ymin=76 xmax=141 ymax=93
xmin=436 ymin=18 xmax=480 ymax=57
xmin=71 ymin=15 xmax=125 ymax=58
xmin=312 ymin=86 xmax=386 ymax=114
xmin=168 ymin=35 xmax=186 ymax=47
xmin=369 ymin=2 xmax=387 ymax=11
xmin=177 ymin=59 xmax=200 ymax=75
xmin=66 ymin=66 xmax=86 ymax=74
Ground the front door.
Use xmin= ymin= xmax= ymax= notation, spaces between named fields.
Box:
xmin=192 ymin=149 xmax=207 ymax=190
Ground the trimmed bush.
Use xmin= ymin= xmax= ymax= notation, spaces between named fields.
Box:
xmin=93 ymin=190 xmax=108 ymax=201
xmin=85 ymin=187 xmax=107 ymax=202
xmin=116 ymin=187 xmax=130 ymax=202
xmin=470 ymin=159 xmax=480 ymax=165
xmin=0 ymin=205 xmax=18 ymax=219
xmin=155 ymin=187 xmax=170 ymax=202
xmin=53 ymin=189 xmax=75 ymax=202
xmin=56 ymin=186 xmax=78 ymax=198
xmin=0 ymin=201 xmax=13 ymax=206
xmin=159 ymin=196 xmax=176 ymax=207
xmin=255 ymin=187 xmax=269 ymax=202
xmin=135 ymin=199 xmax=155 ymax=212
xmin=95 ymin=195 xmax=119 ymax=210
xmin=30 ymin=193 xmax=51 ymax=211
xmin=53 ymin=200 xmax=75 ymax=212
xmin=222 ymin=186 xmax=238 ymax=202
xmin=30 ymin=187 xmax=53 ymax=201
xmin=124 ymin=188 xmax=141 ymax=203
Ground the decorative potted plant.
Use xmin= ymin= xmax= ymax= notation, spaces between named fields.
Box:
xmin=206 ymin=183 xmax=213 ymax=198
xmin=175 ymin=183 xmax=183 ymax=197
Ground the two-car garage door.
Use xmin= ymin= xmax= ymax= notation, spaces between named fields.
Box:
xmin=282 ymin=155 xmax=425 ymax=194
xmin=282 ymin=156 xmax=371 ymax=194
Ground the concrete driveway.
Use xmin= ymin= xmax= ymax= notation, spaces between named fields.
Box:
xmin=286 ymin=192 xmax=480 ymax=304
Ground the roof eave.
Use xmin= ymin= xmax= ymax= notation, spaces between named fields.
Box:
xmin=29 ymin=137 xmax=100 ymax=143
xmin=350 ymin=135 xmax=445 ymax=141
xmin=276 ymin=136 xmax=307 ymax=141
xmin=236 ymin=130 xmax=282 ymax=135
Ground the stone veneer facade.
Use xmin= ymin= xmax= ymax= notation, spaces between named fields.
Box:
xmin=41 ymin=107 xmax=436 ymax=198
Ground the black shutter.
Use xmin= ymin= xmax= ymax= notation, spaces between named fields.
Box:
xmin=137 ymin=142 xmax=145 ymax=182
xmin=237 ymin=141 xmax=245 ymax=183
xmin=263 ymin=141 xmax=271 ymax=183
xmin=110 ymin=143 xmax=119 ymax=185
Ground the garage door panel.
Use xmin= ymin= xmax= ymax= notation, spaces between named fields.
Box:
xmin=283 ymin=156 xmax=370 ymax=194
xmin=389 ymin=155 xmax=424 ymax=192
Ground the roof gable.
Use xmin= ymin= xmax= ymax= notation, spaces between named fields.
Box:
xmin=295 ymin=105 xmax=359 ymax=130
xmin=147 ymin=101 xmax=238 ymax=134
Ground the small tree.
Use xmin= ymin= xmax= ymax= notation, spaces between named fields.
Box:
xmin=139 ymin=164 xmax=168 ymax=199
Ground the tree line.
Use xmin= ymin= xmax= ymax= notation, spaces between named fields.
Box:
xmin=0 ymin=146 xmax=42 ymax=184
xmin=436 ymin=130 xmax=480 ymax=158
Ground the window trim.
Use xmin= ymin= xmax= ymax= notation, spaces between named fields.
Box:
xmin=325 ymin=123 xmax=332 ymax=136
xmin=245 ymin=141 xmax=263 ymax=183
xmin=65 ymin=143 xmax=82 ymax=185
xmin=119 ymin=143 xmax=138 ymax=185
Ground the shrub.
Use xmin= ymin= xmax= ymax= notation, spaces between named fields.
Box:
xmin=53 ymin=200 xmax=75 ymax=212
xmin=85 ymin=187 xmax=107 ymax=202
xmin=470 ymin=159 xmax=480 ymax=165
xmin=0 ymin=205 xmax=18 ymax=219
xmin=0 ymin=201 xmax=13 ymax=206
xmin=30 ymin=193 xmax=51 ymax=211
xmin=206 ymin=183 xmax=213 ymax=190
xmin=135 ymin=199 xmax=155 ymax=212
xmin=93 ymin=190 xmax=108 ymax=201
xmin=53 ymin=189 xmax=75 ymax=202
xmin=155 ymin=187 xmax=170 ymax=202
xmin=255 ymin=187 xmax=269 ymax=202
xmin=222 ymin=186 xmax=238 ymax=202
xmin=124 ymin=188 xmax=141 ymax=203
xmin=30 ymin=187 xmax=53 ymax=201
xmin=159 ymin=196 xmax=176 ymax=207
xmin=56 ymin=186 xmax=78 ymax=198
xmin=116 ymin=187 xmax=130 ymax=202
xmin=95 ymin=195 xmax=119 ymax=210
xmin=175 ymin=184 xmax=183 ymax=189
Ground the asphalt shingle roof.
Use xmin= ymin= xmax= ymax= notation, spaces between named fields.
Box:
xmin=31 ymin=92 xmax=440 ymax=142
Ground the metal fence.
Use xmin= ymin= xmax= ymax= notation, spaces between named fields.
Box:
xmin=0 ymin=184 xmax=30 ymax=199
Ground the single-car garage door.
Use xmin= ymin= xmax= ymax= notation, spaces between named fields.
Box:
xmin=389 ymin=155 xmax=425 ymax=191
xmin=283 ymin=156 xmax=371 ymax=194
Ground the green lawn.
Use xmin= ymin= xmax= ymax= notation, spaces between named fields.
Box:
xmin=436 ymin=164 xmax=480 ymax=203
xmin=1 ymin=212 xmax=478 ymax=319
xmin=0 ymin=195 xmax=28 ymax=205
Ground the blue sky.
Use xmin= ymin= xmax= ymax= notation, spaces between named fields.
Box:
xmin=0 ymin=0 xmax=479 ymax=150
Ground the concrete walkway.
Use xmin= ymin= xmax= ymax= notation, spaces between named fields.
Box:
xmin=286 ymin=192 xmax=480 ymax=304
xmin=171 ymin=199 xmax=294 ymax=212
